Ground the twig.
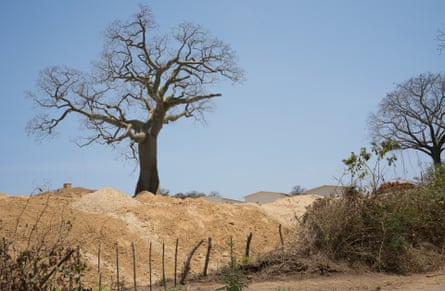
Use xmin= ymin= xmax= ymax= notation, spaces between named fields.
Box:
xmin=426 ymin=273 xmax=445 ymax=278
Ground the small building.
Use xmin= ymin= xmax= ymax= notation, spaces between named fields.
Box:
xmin=244 ymin=191 xmax=288 ymax=204
xmin=303 ymin=185 xmax=349 ymax=197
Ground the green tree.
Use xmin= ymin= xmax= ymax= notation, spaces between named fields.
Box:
xmin=27 ymin=5 xmax=244 ymax=196
xmin=342 ymin=139 xmax=399 ymax=192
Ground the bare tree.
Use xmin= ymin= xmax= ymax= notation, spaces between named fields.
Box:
xmin=27 ymin=5 xmax=244 ymax=196
xmin=369 ymin=73 xmax=445 ymax=165
xmin=289 ymin=185 xmax=306 ymax=195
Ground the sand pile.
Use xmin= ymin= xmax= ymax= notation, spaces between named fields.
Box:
xmin=0 ymin=187 xmax=320 ymax=287
xmin=70 ymin=187 xmax=142 ymax=213
xmin=259 ymin=194 xmax=321 ymax=226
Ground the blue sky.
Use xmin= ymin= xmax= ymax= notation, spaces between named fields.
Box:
xmin=1 ymin=1 xmax=444 ymax=198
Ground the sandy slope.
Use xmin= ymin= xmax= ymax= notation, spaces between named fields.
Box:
xmin=0 ymin=187 xmax=315 ymax=287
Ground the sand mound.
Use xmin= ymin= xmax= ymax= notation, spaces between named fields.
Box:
xmin=259 ymin=194 xmax=321 ymax=226
xmin=0 ymin=186 xmax=322 ymax=287
xmin=70 ymin=187 xmax=141 ymax=213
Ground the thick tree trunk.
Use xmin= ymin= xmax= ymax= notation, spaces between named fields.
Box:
xmin=431 ymin=146 xmax=442 ymax=165
xmin=134 ymin=134 xmax=160 ymax=196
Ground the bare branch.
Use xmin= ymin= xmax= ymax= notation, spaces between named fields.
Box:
xmin=369 ymin=73 xmax=445 ymax=164
xmin=27 ymin=5 xmax=244 ymax=194
xmin=437 ymin=29 xmax=445 ymax=54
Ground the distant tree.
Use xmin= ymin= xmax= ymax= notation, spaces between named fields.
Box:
xmin=208 ymin=191 xmax=221 ymax=197
xmin=290 ymin=185 xmax=306 ymax=195
xmin=159 ymin=188 xmax=170 ymax=196
xmin=173 ymin=193 xmax=186 ymax=199
xmin=27 ymin=5 xmax=244 ymax=196
xmin=369 ymin=73 xmax=445 ymax=165
xmin=185 ymin=190 xmax=206 ymax=198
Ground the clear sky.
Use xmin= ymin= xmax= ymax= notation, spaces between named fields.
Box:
xmin=1 ymin=1 xmax=444 ymax=199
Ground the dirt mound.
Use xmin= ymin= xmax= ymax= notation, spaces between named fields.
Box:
xmin=259 ymin=194 xmax=320 ymax=226
xmin=0 ymin=187 xmax=320 ymax=288
xmin=70 ymin=187 xmax=142 ymax=213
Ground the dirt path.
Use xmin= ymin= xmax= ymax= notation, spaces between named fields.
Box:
xmin=186 ymin=272 xmax=445 ymax=290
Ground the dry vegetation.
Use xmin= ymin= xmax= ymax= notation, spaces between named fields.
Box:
xmin=295 ymin=166 xmax=445 ymax=276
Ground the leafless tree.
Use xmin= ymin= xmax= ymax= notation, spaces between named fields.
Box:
xmin=27 ymin=5 xmax=244 ymax=196
xmin=369 ymin=73 xmax=445 ymax=165
xmin=290 ymin=185 xmax=306 ymax=195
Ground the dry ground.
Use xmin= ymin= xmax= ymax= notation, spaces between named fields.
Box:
xmin=1 ymin=187 xmax=444 ymax=290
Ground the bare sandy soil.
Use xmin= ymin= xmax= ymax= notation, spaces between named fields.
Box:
xmin=1 ymin=186 xmax=444 ymax=290
xmin=188 ymin=272 xmax=445 ymax=291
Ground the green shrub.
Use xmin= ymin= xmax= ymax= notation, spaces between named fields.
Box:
xmin=216 ymin=237 xmax=248 ymax=291
xmin=216 ymin=266 xmax=248 ymax=291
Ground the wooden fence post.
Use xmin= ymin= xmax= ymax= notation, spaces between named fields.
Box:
xmin=174 ymin=238 xmax=179 ymax=287
xmin=132 ymin=242 xmax=137 ymax=291
xmin=149 ymin=241 xmax=152 ymax=291
xmin=162 ymin=241 xmax=166 ymax=290
xmin=203 ymin=237 xmax=212 ymax=276
xmin=245 ymin=232 xmax=253 ymax=258
xmin=115 ymin=242 xmax=120 ymax=291
xmin=98 ymin=242 xmax=102 ymax=290
xmin=76 ymin=245 xmax=81 ymax=290
xmin=180 ymin=239 xmax=204 ymax=285
xmin=279 ymin=224 xmax=284 ymax=251
xmin=230 ymin=236 xmax=235 ymax=270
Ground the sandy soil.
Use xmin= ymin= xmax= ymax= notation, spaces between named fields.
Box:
xmin=0 ymin=186 xmax=444 ymax=290
xmin=187 ymin=272 xmax=445 ymax=291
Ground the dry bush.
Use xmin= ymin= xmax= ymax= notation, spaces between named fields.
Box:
xmin=297 ymin=178 xmax=445 ymax=273
xmin=0 ymin=195 xmax=88 ymax=290
xmin=413 ymin=165 xmax=445 ymax=247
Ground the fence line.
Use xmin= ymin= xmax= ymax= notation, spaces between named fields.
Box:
xmin=80 ymin=225 xmax=284 ymax=289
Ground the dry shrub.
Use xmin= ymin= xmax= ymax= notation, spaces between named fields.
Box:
xmin=298 ymin=178 xmax=445 ymax=273
xmin=241 ymin=248 xmax=349 ymax=280
xmin=414 ymin=166 xmax=445 ymax=247
xmin=0 ymin=195 xmax=88 ymax=290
